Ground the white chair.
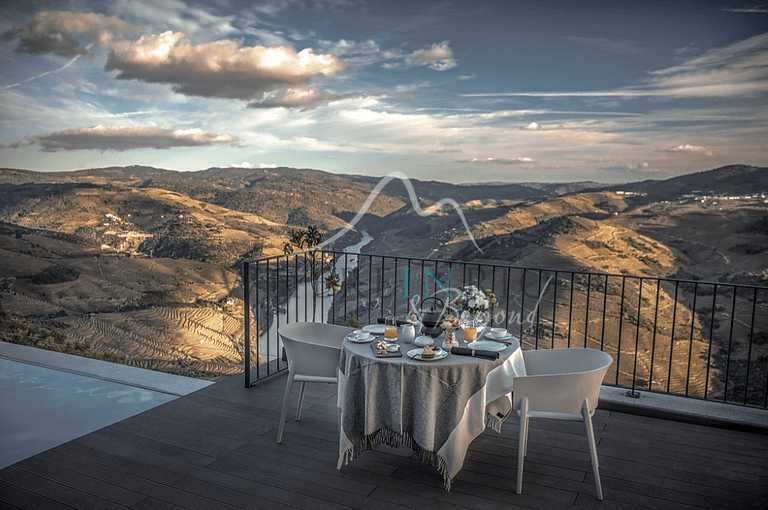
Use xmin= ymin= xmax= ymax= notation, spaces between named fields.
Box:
xmin=512 ymin=348 xmax=613 ymax=500
xmin=276 ymin=322 xmax=353 ymax=444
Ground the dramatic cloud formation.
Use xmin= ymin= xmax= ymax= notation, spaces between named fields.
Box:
xmin=0 ymin=1 xmax=765 ymax=180
xmin=105 ymin=31 xmax=346 ymax=101
xmin=0 ymin=125 xmax=238 ymax=152
xmin=1 ymin=10 xmax=137 ymax=56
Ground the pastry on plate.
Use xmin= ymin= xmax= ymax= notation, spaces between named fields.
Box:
xmin=421 ymin=345 xmax=435 ymax=358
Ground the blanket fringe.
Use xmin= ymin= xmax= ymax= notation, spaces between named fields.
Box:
xmin=485 ymin=412 xmax=505 ymax=433
xmin=338 ymin=428 xmax=454 ymax=491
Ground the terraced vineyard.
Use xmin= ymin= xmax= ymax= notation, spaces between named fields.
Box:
xmin=57 ymin=306 xmax=257 ymax=379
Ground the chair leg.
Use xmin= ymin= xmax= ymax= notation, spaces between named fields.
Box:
xmin=582 ymin=401 xmax=603 ymax=500
xmin=276 ymin=372 xmax=295 ymax=444
xmin=516 ymin=397 xmax=529 ymax=495
xmin=296 ymin=381 xmax=307 ymax=421
xmin=522 ymin=414 xmax=530 ymax=458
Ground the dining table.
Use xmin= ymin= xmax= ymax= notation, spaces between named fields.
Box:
xmin=336 ymin=326 xmax=526 ymax=490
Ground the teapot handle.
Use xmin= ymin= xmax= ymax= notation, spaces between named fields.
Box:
xmin=420 ymin=296 xmax=445 ymax=312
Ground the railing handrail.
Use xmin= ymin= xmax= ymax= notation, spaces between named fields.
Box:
xmin=243 ymin=250 xmax=768 ymax=292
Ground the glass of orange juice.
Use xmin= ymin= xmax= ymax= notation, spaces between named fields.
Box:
xmin=463 ymin=318 xmax=477 ymax=341
xmin=384 ymin=316 xmax=398 ymax=339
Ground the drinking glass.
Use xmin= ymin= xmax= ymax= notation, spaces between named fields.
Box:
xmin=384 ymin=316 xmax=398 ymax=339
xmin=463 ymin=318 xmax=477 ymax=341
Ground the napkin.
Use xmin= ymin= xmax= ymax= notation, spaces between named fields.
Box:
xmin=450 ymin=346 xmax=499 ymax=360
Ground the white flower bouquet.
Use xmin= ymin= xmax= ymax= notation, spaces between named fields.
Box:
xmin=451 ymin=285 xmax=498 ymax=315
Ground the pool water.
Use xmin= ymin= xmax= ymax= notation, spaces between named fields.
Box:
xmin=0 ymin=358 xmax=178 ymax=469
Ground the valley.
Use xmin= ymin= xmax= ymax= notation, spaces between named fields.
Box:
xmin=0 ymin=164 xmax=766 ymax=381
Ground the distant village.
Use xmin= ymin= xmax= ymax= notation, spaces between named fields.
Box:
xmin=614 ymin=189 xmax=768 ymax=205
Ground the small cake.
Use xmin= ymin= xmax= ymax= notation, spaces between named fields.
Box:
xmin=410 ymin=313 xmax=418 ymax=322
xmin=421 ymin=345 xmax=435 ymax=358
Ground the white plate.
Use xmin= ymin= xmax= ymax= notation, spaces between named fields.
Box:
xmin=466 ymin=340 xmax=507 ymax=352
xmin=407 ymin=347 xmax=448 ymax=361
xmin=346 ymin=333 xmax=374 ymax=343
xmin=362 ymin=324 xmax=387 ymax=335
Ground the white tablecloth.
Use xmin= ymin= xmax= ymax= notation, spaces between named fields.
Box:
xmin=337 ymin=334 xmax=525 ymax=490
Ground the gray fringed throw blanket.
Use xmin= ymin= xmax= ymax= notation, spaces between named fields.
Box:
xmin=337 ymin=340 xmax=525 ymax=490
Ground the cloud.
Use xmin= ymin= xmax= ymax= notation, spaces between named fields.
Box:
xmin=1 ymin=10 xmax=138 ymax=57
xmin=642 ymin=32 xmax=768 ymax=98
xmin=428 ymin=148 xmax=463 ymax=153
xmin=104 ymin=31 xmax=346 ymax=102
xmin=668 ymin=144 xmax=714 ymax=156
xmin=380 ymin=40 xmax=458 ymax=71
xmin=601 ymin=162 xmax=671 ymax=175
xmin=462 ymin=157 xmax=534 ymax=165
xmin=226 ymin=162 xmax=277 ymax=169
xmin=247 ymin=87 xmax=361 ymax=109
xmin=406 ymin=40 xmax=457 ymax=70
xmin=522 ymin=121 xmax=541 ymax=130
xmin=565 ymin=36 xmax=644 ymax=55
xmin=0 ymin=125 xmax=238 ymax=152
xmin=317 ymin=38 xmax=382 ymax=66
xmin=318 ymin=37 xmax=458 ymax=71
xmin=721 ymin=6 xmax=768 ymax=13
xmin=460 ymin=32 xmax=768 ymax=99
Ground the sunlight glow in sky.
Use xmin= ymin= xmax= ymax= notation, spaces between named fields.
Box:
xmin=1 ymin=0 xmax=766 ymax=183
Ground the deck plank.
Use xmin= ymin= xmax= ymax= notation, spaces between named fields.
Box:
xmin=2 ymin=370 xmax=767 ymax=510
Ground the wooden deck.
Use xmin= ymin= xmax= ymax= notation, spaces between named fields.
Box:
xmin=2 ymin=371 xmax=767 ymax=510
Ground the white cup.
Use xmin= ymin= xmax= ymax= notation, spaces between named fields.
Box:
xmin=354 ymin=329 xmax=370 ymax=340
xmin=489 ymin=328 xmax=507 ymax=338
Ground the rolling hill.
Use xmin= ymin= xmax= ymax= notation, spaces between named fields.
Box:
xmin=1 ymin=163 xmax=765 ymax=379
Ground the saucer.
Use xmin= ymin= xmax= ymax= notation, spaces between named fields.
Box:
xmin=486 ymin=332 xmax=513 ymax=341
xmin=346 ymin=333 xmax=374 ymax=343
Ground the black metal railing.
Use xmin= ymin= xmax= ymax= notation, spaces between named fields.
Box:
xmin=243 ymin=250 xmax=768 ymax=409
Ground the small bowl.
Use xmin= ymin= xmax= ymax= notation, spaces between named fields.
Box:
xmin=354 ymin=329 xmax=370 ymax=340
xmin=385 ymin=343 xmax=399 ymax=352
xmin=489 ymin=328 xmax=507 ymax=338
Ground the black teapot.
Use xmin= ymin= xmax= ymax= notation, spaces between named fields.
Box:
xmin=420 ymin=297 xmax=446 ymax=337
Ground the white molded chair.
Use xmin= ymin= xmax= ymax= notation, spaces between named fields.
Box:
xmin=276 ymin=322 xmax=353 ymax=444
xmin=513 ymin=348 xmax=613 ymax=500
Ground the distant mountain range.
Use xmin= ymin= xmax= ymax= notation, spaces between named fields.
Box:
xmin=1 ymin=163 xmax=765 ymax=378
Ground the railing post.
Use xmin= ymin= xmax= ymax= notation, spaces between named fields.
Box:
xmin=243 ymin=261 xmax=250 ymax=388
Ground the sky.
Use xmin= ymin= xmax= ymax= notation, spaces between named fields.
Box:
xmin=0 ymin=0 xmax=767 ymax=184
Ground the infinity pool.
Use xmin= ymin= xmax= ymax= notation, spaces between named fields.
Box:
xmin=0 ymin=358 xmax=178 ymax=469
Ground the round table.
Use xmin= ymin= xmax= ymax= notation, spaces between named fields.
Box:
xmin=336 ymin=331 xmax=525 ymax=490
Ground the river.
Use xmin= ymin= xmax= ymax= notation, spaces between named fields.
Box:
xmin=257 ymin=230 xmax=374 ymax=362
